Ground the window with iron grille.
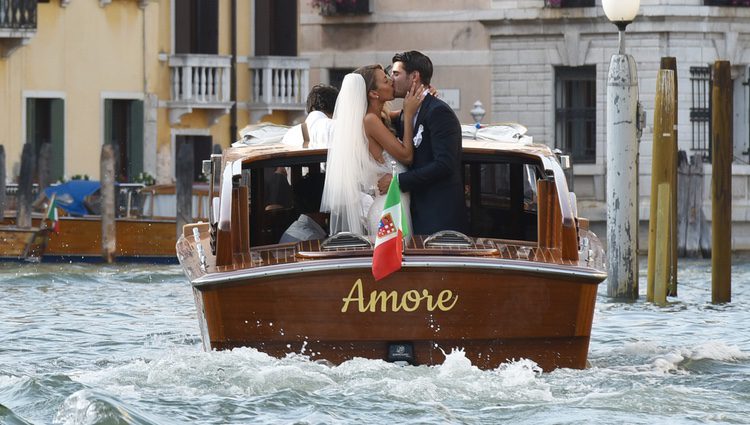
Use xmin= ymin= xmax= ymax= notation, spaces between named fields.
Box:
xmin=545 ymin=0 xmax=595 ymax=7
xmin=554 ymin=66 xmax=596 ymax=164
xmin=689 ymin=66 xmax=712 ymax=161
xmin=743 ymin=68 xmax=750 ymax=162
xmin=703 ymin=0 xmax=750 ymax=6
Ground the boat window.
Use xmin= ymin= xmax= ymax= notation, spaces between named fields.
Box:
xmin=249 ymin=163 xmax=329 ymax=246
xmin=464 ymin=161 xmax=540 ymax=242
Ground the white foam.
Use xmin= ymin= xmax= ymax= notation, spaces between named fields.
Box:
xmin=688 ymin=341 xmax=749 ymax=361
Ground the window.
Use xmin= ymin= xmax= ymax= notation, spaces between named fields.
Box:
xmin=26 ymin=98 xmax=64 ymax=183
xmin=554 ymin=66 xmax=596 ymax=164
xmin=255 ymin=0 xmax=297 ymax=56
xmin=703 ymin=0 xmax=750 ymax=6
xmin=689 ymin=66 xmax=712 ymax=160
xmin=175 ymin=135 xmax=212 ymax=182
xmin=545 ymin=0 xmax=595 ymax=7
xmin=105 ymin=99 xmax=144 ymax=182
xmin=464 ymin=162 xmax=540 ymax=241
xmin=316 ymin=0 xmax=372 ymax=16
xmin=174 ymin=0 xmax=218 ymax=54
xmin=328 ymin=68 xmax=355 ymax=90
xmin=743 ymin=69 xmax=750 ymax=161
xmin=248 ymin=158 xmax=328 ymax=246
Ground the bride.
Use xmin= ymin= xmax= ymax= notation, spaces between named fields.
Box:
xmin=320 ymin=64 xmax=423 ymax=236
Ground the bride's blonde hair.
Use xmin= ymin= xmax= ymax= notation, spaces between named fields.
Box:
xmin=354 ymin=64 xmax=396 ymax=136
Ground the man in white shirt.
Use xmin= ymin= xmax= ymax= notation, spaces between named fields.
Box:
xmin=279 ymin=173 xmax=328 ymax=243
xmin=282 ymin=84 xmax=338 ymax=148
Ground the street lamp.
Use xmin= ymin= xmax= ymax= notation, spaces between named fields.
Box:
xmin=470 ymin=101 xmax=485 ymax=140
xmin=602 ymin=0 xmax=640 ymax=54
xmin=603 ymin=0 xmax=642 ymax=300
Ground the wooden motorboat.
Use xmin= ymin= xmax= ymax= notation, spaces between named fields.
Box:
xmin=0 ymin=225 xmax=49 ymax=261
xmin=176 ymin=126 xmax=606 ymax=371
xmin=2 ymin=183 xmax=209 ymax=262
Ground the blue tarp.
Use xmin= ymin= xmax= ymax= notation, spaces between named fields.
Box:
xmin=45 ymin=180 xmax=101 ymax=216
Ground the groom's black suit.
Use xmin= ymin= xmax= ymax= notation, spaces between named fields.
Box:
xmin=397 ymin=94 xmax=468 ymax=235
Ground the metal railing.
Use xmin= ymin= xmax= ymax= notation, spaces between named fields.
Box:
xmin=0 ymin=0 xmax=36 ymax=31
xmin=169 ymin=54 xmax=232 ymax=104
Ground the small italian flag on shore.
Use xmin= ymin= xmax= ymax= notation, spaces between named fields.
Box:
xmin=46 ymin=193 xmax=60 ymax=234
xmin=372 ymin=175 xmax=410 ymax=281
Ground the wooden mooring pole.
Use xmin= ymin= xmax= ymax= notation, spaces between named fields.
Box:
xmin=647 ymin=69 xmax=675 ymax=303
xmin=176 ymin=139 xmax=194 ymax=240
xmin=0 ymin=145 xmax=6 ymax=218
xmin=37 ymin=143 xmax=52 ymax=195
xmin=711 ymin=61 xmax=732 ymax=303
xmin=654 ymin=183 xmax=670 ymax=306
xmin=17 ymin=142 xmax=36 ymax=229
xmin=101 ymin=144 xmax=116 ymax=263
xmin=660 ymin=57 xmax=679 ymax=297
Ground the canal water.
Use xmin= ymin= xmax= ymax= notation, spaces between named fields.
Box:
xmin=1 ymin=257 xmax=749 ymax=424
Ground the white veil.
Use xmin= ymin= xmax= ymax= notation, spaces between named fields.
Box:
xmin=320 ymin=73 xmax=376 ymax=235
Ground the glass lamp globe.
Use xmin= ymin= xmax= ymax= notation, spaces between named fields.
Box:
xmin=602 ymin=0 xmax=640 ymax=30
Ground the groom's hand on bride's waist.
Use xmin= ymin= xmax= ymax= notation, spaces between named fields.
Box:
xmin=377 ymin=174 xmax=393 ymax=195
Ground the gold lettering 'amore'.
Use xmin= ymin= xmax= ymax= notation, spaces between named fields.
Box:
xmin=341 ymin=279 xmax=458 ymax=313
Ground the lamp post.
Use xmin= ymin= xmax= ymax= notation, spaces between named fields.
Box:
xmin=470 ymin=101 xmax=485 ymax=140
xmin=603 ymin=0 xmax=641 ymax=300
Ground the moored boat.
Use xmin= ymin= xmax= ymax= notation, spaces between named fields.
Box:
xmin=0 ymin=225 xmax=49 ymax=261
xmin=3 ymin=182 xmax=209 ymax=262
xmin=176 ymin=124 xmax=606 ymax=371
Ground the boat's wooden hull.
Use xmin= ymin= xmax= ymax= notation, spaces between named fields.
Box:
xmin=2 ymin=216 xmax=176 ymax=261
xmin=191 ymin=261 xmax=602 ymax=371
xmin=0 ymin=226 xmax=49 ymax=260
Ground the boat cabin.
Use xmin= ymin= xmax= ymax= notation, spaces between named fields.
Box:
xmin=204 ymin=135 xmax=581 ymax=268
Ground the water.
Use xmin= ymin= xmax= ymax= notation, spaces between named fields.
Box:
xmin=1 ymin=258 xmax=749 ymax=424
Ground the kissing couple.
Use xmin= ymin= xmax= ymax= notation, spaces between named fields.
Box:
xmin=321 ymin=50 xmax=468 ymax=239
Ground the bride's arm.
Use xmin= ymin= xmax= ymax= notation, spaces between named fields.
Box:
xmin=364 ymin=83 xmax=424 ymax=166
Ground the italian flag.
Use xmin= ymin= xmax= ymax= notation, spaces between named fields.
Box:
xmin=372 ymin=175 xmax=410 ymax=281
xmin=46 ymin=193 xmax=60 ymax=234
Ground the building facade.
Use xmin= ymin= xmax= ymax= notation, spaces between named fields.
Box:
xmin=299 ymin=0 xmax=750 ymax=250
xmin=1 ymin=0 xmax=308 ymax=188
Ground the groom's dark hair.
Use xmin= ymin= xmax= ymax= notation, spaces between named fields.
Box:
xmin=392 ymin=50 xmax=433 ymax=85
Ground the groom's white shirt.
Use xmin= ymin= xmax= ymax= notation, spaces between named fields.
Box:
xmin=281 ymin=111 xmax=335 ymax=148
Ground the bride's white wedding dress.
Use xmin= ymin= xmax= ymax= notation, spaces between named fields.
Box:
xmin=366 ymin=150 xmax=411 ymax=237
xmin=320 ymin=72 xmax=411 ymax=238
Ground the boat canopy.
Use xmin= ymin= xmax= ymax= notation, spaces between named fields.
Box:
xmin=44 ymin=180 xmax=101 ymax=216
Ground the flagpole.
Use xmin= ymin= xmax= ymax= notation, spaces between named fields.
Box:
xmin=44 ymin=193 xmax=56 ymax=230
xmin=390 ymin=161 xmax=405 ymax=255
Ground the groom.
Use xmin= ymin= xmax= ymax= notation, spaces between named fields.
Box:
xmin=378 ymin=50 xmax=468 ymax=235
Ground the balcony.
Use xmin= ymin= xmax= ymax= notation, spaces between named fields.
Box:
xmin=0 ymin=0 xmax=37 ymax=57
xmin=247 ymin=56 xmax=310 ymax=123
xmin=167 ymin=54 xmax=233 ymax=125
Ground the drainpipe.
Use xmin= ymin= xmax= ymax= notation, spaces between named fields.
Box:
xmin=229 ymin=0 xmax=238 ymax=145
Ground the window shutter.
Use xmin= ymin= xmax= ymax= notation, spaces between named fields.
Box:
xmin=50 ymin=99 xmax=65 ymax=181
xmin=128 ymin=100 xmax=144 ymax=179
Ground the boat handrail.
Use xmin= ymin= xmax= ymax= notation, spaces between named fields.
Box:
xmin=423 ymin=230 xmax=473 ymax=248
xmin=321 ymin=232 xmax=372 ymax=250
